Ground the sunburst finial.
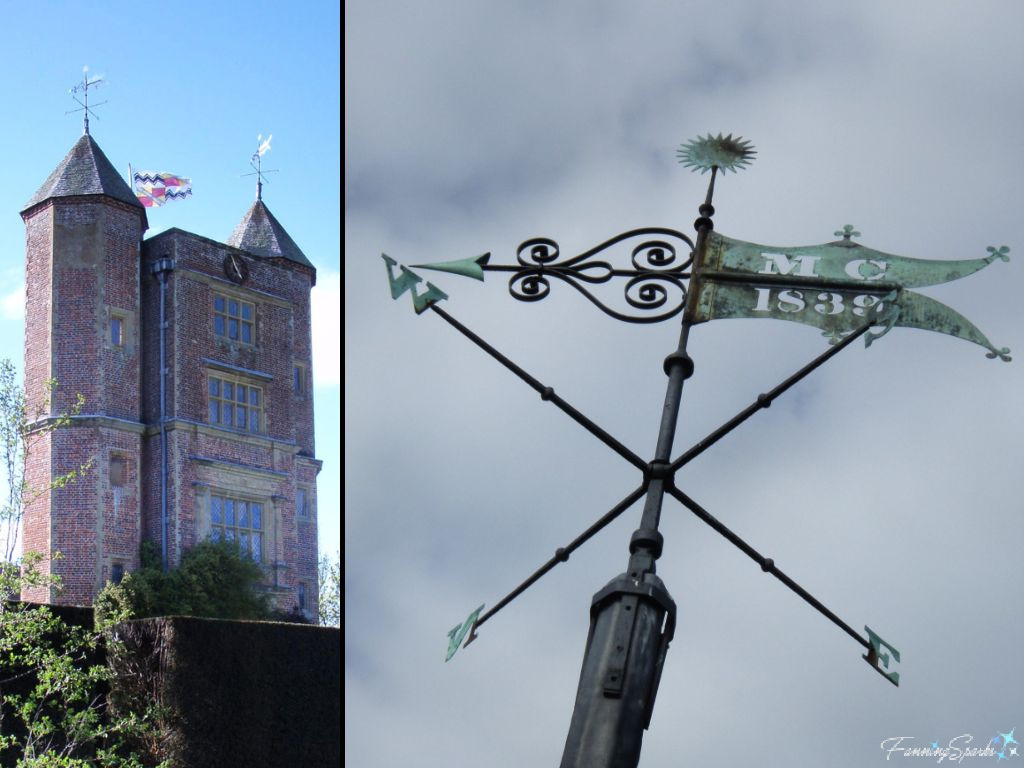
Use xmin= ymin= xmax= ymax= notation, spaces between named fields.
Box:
xmin=677 ymin=133 xmax=756 ymax=174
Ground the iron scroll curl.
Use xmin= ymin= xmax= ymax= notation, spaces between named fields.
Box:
xmin=508 ymin=228 xmax=695 ymax=324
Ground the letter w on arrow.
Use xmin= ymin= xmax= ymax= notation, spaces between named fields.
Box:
xmin=382 ymin=254 xmax=449 ymax=314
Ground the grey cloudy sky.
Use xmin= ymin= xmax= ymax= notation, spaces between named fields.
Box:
xmin=345 ymin=3 xmax=1024 ymax=765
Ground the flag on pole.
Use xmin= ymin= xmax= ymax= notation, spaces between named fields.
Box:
xmin=132 ymin=169 xmax=193 ymax=208
xmin=254 ymin=133 xmax=272 ymax=160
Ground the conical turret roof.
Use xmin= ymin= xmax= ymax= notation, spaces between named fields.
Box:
xmin=22 ymin=134 xmax=143 ymax=214
xmin=227 ymin=199 xmax=313 ymax=269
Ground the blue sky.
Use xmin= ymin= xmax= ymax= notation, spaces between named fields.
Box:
xmin=347 ymin=2 xmax=1024 ymax=766
xmin=0 ymin=4 xmax=340 ymax=559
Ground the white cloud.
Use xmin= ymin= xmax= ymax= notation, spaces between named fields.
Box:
xmin=311 ymin=271 xmax=340 ymax=387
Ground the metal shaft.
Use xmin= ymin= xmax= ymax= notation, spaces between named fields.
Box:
xmin=560 ymin=171 xmax=718 ymax=768
xmin=559 ymin=572 xmax=675 ymax=768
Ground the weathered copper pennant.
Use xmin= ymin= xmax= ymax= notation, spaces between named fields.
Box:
xmin=694 ymin=231 xmax=1011 ymax=360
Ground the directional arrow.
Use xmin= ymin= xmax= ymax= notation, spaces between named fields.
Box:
xmin=413 ymin=253 xmax=491 ymax=281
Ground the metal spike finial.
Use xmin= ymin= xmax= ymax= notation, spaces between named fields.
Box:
xmin=67 ymin=65 xmax=107 ymax=135
xmin=242 ymin=132 xmax=278 ymax=200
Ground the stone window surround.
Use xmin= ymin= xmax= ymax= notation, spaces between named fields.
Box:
xmin=209 ymin=492 xmax=266 ymax=563
xmin=297 ymin=483 xmax=315 ymax=520
xmin=194 ymin=474 xmax=282 ymax=584
xmin=292 ymin=362 xmax=308 ymax=397
xmin=207 ymin=370 xmax=265 ymax=435
xmin=213 ymin=291 xmax=255 ymax=345
xmin=106 ymin=307 xmax=134 ymax=352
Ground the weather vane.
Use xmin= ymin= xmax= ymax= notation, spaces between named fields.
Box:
xmin=67 ymin=66 xmax=107 ymax=136
xmin=382 ymin=133 xmax=1011 ymax=767
xmin=242 ymin=133 xmax=277 ymax=200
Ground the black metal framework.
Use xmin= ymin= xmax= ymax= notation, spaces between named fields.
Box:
xmin=480 ymin=227 xmax=694 ymax=323
xmin=449 ymin=317 xmax=876 ymax=646
xmin=423 ymin=213 xmax=888 ymax=766
xmin=393 ymin=146 xmax=906 ymax=768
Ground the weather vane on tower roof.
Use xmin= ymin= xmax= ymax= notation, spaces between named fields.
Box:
xmin=243 ymin=133 xmax=277 ymax=200
xmin=67 ymin=66 xmax=106 ymax=136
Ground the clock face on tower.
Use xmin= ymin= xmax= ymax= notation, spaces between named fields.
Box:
xmin=223 ymin=253 xmax=250 ymax=284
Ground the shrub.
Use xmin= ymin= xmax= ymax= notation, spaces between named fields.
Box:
xmin=119 ymin=541 xmax=271 ymax=621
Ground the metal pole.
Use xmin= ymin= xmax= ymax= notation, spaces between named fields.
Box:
xmin=150 ymin=258 xmax=173 ymax=571
xmin=559 ymin=171 xmax=718 ymax=768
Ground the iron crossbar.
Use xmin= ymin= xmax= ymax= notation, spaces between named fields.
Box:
xmin=467 ymin=485 xmax=647 ymax=640
xmin=668 ymin=322 xmax=874 ymax=473
xmin=429 ymin=304 xmax=647 ymax=472
xmin=665 ymin=484 xmax=870 ymax=650
xmin=449 ymin=318 xmax=877 ymax=649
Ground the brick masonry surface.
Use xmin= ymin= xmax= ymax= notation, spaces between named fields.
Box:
xmin=20 ymin=152 xmax=320 ymax=616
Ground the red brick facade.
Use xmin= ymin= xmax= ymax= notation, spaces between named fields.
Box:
xmin=20 ymin=138 xmax=319 ymax=617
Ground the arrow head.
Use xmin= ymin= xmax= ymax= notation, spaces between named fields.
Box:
xmin=863 ymin=625 xmax=900 ymax=686
xmin=413 ymin=253 xmax=491 ymax=282
xmin=445 ymin=604 xmax=485 ymax=662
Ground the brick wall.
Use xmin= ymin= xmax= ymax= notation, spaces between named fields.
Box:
xmin=140 ymin=230 xmax=319 ymax=615
xmin=21 ymin=181 xmax=319 ymax=614
xmin=21 ymin=196 xmax=144 ymax=605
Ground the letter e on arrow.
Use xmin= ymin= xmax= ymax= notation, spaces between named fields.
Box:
xmin=863 ymin=625 xmax=901 ymax=686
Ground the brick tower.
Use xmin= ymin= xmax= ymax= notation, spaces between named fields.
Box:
xmin=20 ymin=133 xmax=146 ymax=604
xmin=19 ymin=133 xmax=320 ymax=616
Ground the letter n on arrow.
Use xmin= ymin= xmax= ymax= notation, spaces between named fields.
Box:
xmin=446 ymin=604 xmax=484 ymax=662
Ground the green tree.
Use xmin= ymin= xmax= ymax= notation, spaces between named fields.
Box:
xmin=119 ymin=540 xmax=272 ymax=621
xmin=0 ymin=561 xmax=163 ymax=767
xmin=0 ymin=359 xmax=89 ymax=563
xmin=0 ymin=362 xmax=162 ymax=766
xmin=318 ymin=552 xmax=340 ymax=627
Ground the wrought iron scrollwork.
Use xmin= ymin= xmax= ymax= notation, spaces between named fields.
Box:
xmin=505 ymin=228 xmax=695 ymax=323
